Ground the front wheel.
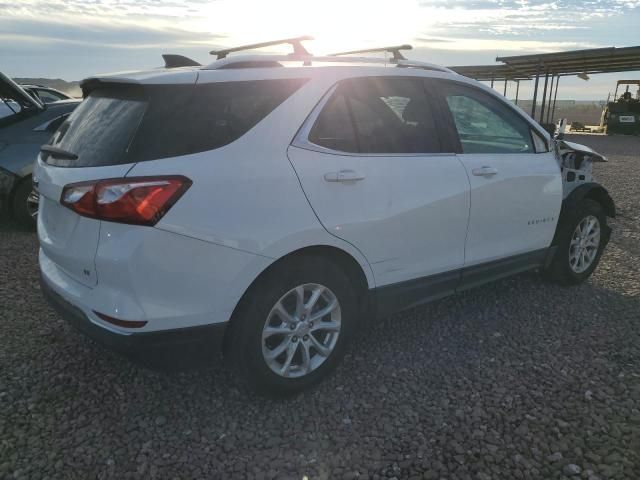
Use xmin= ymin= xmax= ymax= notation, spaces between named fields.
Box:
xmin=227 ymin=256 xmax=359 ymax=395
xmin=545 ymin=199 xmax=609 ymax=285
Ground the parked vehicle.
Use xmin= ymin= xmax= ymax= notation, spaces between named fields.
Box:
xmin=0 ymin=82 xmax=71 ymax=120
xmin=600 ymin=80 xmax=640 ymax=135
xmin=37 ymin=39 xmax=615 ymax=394
xmin=0 ymin=73 xmax=80 ymax=226
xmin=21 ymin=84 xmax=73 ymax=104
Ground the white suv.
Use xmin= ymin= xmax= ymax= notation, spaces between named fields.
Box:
xmin=37 ymin=40 xmax=615 ymax=394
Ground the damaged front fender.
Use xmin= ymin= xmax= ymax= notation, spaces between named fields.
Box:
xmin=555 ymin=139 xmax=608 ymax=199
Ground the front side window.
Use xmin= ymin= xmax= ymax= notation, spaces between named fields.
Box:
xmin=308 ymin=77 xmax=441 ymax=154
xmin=442 ymin=85 xmax=534 ymax=154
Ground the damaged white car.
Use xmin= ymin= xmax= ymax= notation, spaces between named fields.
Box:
xmin=36 ymin=41 xmax=614 ymax=393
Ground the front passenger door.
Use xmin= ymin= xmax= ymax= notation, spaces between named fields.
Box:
xmin=434 ymin=80 xmax=562 ymax=273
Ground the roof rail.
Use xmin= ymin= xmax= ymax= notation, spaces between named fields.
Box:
xmin=210 ymin=36 xmax=314 ymax=59
xmin=396 ymin=59 xmax=456 ymax=74
xmin=204 ymin=54 xmax=454 ymax=74
xmin=329 ymin=44 xmax=412 ymax=61
xmin=162 ymin=54 xmax=201 ymax=68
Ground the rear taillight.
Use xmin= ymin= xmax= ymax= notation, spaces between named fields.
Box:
xmin=60 ymin=176 xmax=191 ymax=226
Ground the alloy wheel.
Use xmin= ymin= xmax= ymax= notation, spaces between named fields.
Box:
xmin=261 ymin=283 xmax=341 ymax=378
xmin=568 ymin=215 xmax=600 ymax=274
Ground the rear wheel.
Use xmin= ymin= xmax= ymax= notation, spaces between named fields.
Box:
xmin=546 ymin=199 xmax=608 ymax=285
xmin=228 ymin=256 xmax=359 ymax=395
xmin=11 ymin=178 xmax=38 ymax=229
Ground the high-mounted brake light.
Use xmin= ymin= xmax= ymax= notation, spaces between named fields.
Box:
xmin=60 ymin=176 xmax=192 ymax=226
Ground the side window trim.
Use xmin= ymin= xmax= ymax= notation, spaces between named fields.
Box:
xmin=292 ymin=84 xmax=341 ymax=154
xmin=531 ymin=128 xmax=550 ymax=153
xmin=421 ymin=79 xmax=462 ymax=154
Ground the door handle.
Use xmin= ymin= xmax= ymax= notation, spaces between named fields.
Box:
xmin=472 ymin=166 xmax=498 ymax=177
xmin=324 ymin=170 xmax=366 ymax=183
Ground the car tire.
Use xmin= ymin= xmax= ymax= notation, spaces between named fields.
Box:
xmin=11 ymin=178 xmax=38 ymax=229
xmin=545 ymin=199 xmax=608 ymax=285
xmin=227 ymin=255 xmax=359 ymax=395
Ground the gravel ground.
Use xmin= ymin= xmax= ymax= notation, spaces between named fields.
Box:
xmin=1 ymin=134 xmax=639 ymax=480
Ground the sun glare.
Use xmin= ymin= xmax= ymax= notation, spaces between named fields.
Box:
xmin=195 ymin=0 xmax=422 ymax=55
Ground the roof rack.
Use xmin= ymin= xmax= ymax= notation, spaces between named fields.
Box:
xmin=210 ymin=36 xmax=314 ymax=59
xmin=329 ymin=44 xmax=413 ymax=61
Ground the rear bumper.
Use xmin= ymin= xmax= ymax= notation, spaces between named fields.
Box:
xmin=40 ymin=273 xmax=228 ymax=356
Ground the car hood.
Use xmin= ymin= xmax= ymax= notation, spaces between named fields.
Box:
xmin=556 ymin=139 xmax=607 ymax=162
xmin=0 ymin=72 xmax=44 ymax=112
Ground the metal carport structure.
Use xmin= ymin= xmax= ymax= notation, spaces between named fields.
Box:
xmin=449 ymin=46 xmax=640 ymax=124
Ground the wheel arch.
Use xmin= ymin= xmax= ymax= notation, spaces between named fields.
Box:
xmin=8 ymin=173 xmax=32 ymax=207
xmin=223 ymin=245 xmax=372 ymax=354
xmin=563 ymin=183 xmax=615 ymax=219
xmin=551 ymin=182 xmax=614 ymax=249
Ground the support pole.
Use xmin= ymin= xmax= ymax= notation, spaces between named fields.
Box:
xmin=491 ymin=77 xmax=495 ymax=88
xmin=539 ymin=70 xmax=549 ymax=124
xmin=546 ymin=75 xmax=555 ymax=123
xmin=503 ymin=79 xmax=508 ymax=96
xmin=550 ymin=76 xmax=560 ymax=124
xmin=531 ymin=62 xmax=541 ymax=118
xmin=515 ymin=80 xmax=520 ymax=106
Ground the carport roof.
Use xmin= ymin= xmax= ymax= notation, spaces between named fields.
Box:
xmin=497 ymin=46 xmax=640 ymax=77
xmin=448 ymin=64 xmax=531 ymax=81
xmin=448 ymin=46 xmax=640 ymax=81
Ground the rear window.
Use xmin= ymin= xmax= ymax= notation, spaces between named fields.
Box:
xmin=45 ymin=79 xmax=307 ymax=167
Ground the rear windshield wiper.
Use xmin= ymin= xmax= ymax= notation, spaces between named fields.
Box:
xmin=40 ymin=144 xmax=78 ymax=160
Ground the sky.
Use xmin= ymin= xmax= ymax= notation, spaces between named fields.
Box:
xmin=1 ymin=0 xmax=639 ymax=99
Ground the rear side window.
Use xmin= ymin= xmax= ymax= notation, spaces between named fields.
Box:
xmin=308 ymin=77 xmax=441 ymax=154
xmin=440 ymin=83 xmax=534 ymax=154
xmin=308 ymin=93 xmax=358 ymax=153
xmin=46 ymin=79 xmax=307 ymax=167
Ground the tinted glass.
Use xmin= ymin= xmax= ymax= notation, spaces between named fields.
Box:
xmin=308 ymin=93 xmax=358 ymax=153
xmin=443 ymin=86 xmax=534 ymax=154
xmin=47 ymin=87 xmax=146 ymax=167
xmin=46 ymin=79 xmax=307 ymax=167
xmin=309 ymin=77 xmax=440 ymax=154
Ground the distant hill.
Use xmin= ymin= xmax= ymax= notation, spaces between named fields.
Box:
xmin=14 ymin=78 xmax=82 ymax=98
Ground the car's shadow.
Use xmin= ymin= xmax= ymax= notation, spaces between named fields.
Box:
xmin=38 ymin=266 xmax=640 ymax=406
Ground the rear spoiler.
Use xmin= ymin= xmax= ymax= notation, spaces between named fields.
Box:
xmin=162 ymin=54 xmax=201 ymax=68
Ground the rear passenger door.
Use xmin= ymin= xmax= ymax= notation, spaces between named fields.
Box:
xmin=432 ymin=80 xmax=562 ymax=275
xmin=288 ymin=76 xmax=470 ymax=296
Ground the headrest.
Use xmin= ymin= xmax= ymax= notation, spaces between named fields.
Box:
xmin=402 ymin=99 xmax=427 ymax=123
